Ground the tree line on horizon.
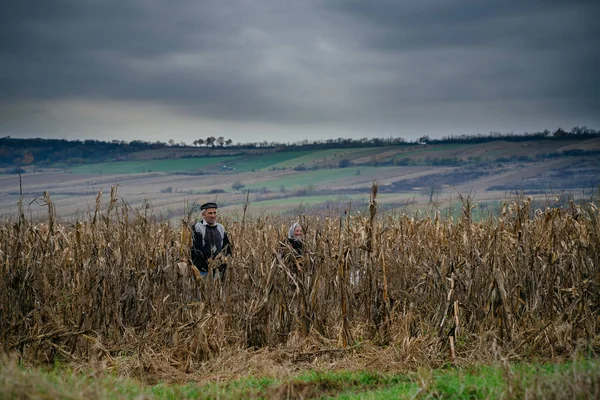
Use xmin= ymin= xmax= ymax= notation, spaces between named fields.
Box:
xmin=0 ymin=126 xmax=598 ymax=169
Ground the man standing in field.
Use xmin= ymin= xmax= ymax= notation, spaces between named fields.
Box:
xmin=190 ymin=202 xmax=232 ymax=280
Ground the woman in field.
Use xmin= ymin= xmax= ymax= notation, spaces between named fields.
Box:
xmin=282 ymin=222 xmax=304 ymax=273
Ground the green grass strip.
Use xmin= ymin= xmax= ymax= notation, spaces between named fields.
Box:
xmin=1 ymin=359 xmax=599 ymax=399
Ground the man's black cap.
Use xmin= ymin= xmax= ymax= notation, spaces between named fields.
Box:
xmin=200 ymin=202 xmax=218 ymax=210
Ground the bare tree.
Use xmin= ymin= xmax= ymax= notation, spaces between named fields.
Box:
xmin=205 ymin=136 xmax=216 ymax=147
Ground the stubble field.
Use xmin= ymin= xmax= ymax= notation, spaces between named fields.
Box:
xmin=1 ymin=182 xmax=599 ymax=398
xmin=1 ymin=139 xmax=600 ymax=397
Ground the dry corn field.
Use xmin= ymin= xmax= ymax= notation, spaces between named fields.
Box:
xmin=1 ymin=186 xmax=599 ymax=382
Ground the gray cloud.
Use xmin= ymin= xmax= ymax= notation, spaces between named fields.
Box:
xmin=1 ymin=0 xmax=598 ymax=143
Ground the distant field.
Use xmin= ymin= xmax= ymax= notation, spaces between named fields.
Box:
xmin=224 ymin=150 xmax=315 ymax=171
xmin=267 ymin=148 xmax=377 ymax=169
xmin=240 ymin=193 xmax=414 ymax=215
xmin=413 ymin=143 xmax=470 ymax=153
xmin=385 ymin=143 xmax=471 ymax=161
xmin=69 ymin=156 xmax=241 ymax=174
xmin=68 ymin=151 xmax=374 ymax=174
xmin=1 ymin=139 xmax=598 ymax=220
xmin=243 ymin=166 xmax=395 ymax=190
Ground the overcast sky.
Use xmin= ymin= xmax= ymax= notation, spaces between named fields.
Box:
xmin=1 ymin=0 xmax=599 ymax=144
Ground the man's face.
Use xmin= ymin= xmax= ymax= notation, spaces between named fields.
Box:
xmin=202 ymin=208 xmax=218 ymax=225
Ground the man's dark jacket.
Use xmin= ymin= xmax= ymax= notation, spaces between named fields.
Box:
xmin=190 ymin=220 xmax=232 ymax=273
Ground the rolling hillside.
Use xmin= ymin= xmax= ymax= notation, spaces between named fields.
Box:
xmin=1 ymin=138 xmax=599 ymax=219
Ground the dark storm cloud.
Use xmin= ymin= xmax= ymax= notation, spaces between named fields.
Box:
xmin=324 ymin=0 xmax=600 ymax=105
xmin=1 ymin=0 xmax=599 ymax=140
xmin=326 ymin=0 xmax=599 ymax=49
xmin=1 ymin=1 xmax=230 ymax=97
xmin=325 ymin=0 xmax=600 ymax=132
xmin=1 ymin=1 xmax=225 ymax=56
xmin=1 ymin=0 xmax=336 ymax=123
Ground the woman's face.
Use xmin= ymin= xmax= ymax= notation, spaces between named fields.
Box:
xmin=293 ymin=225 xmax=304 ymax=239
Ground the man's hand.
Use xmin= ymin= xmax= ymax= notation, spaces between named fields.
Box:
xmin=215 ymin=253 xmax=230 ymax=262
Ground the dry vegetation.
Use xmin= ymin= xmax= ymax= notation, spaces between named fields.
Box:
xmin=1 ymin=184 xmax=599 ymax=385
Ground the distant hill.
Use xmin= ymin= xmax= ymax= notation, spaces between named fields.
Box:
xmin=2 ymin=126 xmax=599 ymax=169
xmin=1 ymin=130 xmax=599 ymax=219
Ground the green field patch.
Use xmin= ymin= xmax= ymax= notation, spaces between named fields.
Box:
xmin=402 ymin=143 xmax=471 ymax=155
xmin=244 ymin=167 xmax=396 ymax=190
xmin=224 ymin=150 xmax=315 ymax=171
xmin=268 ymin=148 xmax=375 ymax=169
xmin=70 ymin=157 xmax=241 ymax=174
